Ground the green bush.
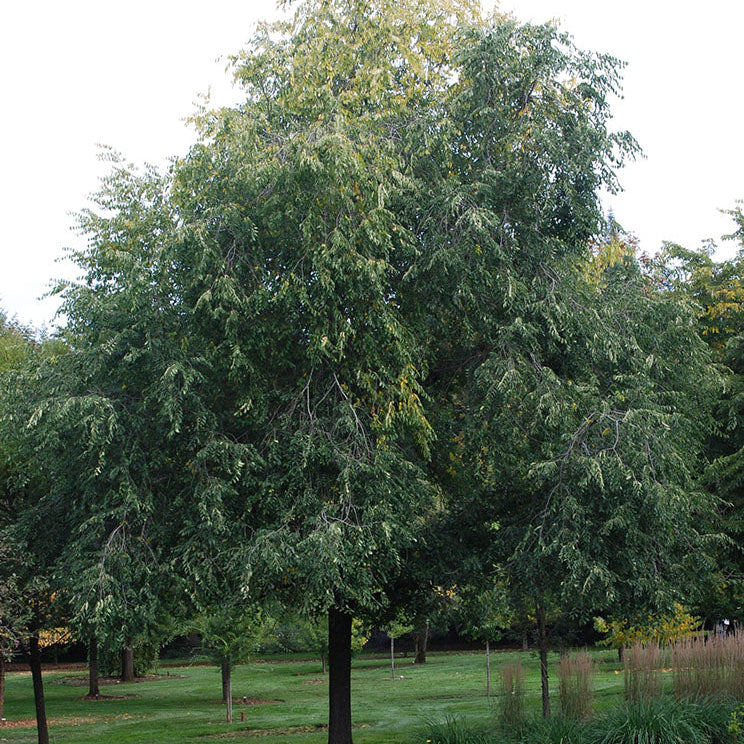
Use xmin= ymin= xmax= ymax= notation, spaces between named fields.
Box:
xmin=729 ymin=702 xmax=744 ymax=744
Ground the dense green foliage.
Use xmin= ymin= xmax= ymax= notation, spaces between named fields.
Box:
xmin=1 ymin=0 xmax=741 ymax=741
xmin=650 ymin=206 xmax=744 ymax=624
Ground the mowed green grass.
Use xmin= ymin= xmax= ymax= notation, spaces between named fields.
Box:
xmin=0 ymin=648 xmax=627 ymax=743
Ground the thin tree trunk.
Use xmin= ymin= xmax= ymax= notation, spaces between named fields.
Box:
xmin=88 ymin=636 xmax=99 ymax=698
xmin=328 ymin=607 xmax=353 ymax=744
xmin=321 ymin=649 xmax=326 ymax=675
xmin=536 ymin=603 xmax=550 ymax=719
xmin=224 ymin=661 xmax=232 ymax=723
xmin=414 ymin=622 xmax=429 ymax=664
xmin=29 ymin=635 xmax=49 ymax=744
xmin=390 ymin=636 xmax=395 ymax=680
xmin=522 ymin=630 xmax=529 ymax=652
xmin=618 ymin=645 xmax=625 ymax=663
xmin=0 ymin=654 xmax=5 ymax=720
xmin=120 ymin=644 xmax=135 ymax=682
xmin=486 ymin=639 xmax=491 ymax=698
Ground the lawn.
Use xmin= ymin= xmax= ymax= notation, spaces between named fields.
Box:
xmin=0 ymin=648 xmax=628 ymax=743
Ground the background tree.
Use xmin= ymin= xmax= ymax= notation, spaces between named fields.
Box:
xmin=192 ymin=604 xmax=271 ymax=722
xmin=652 ymin=204 xmax=744 ymax=626
xmin=455 ymin=582 xmax=510 ymax=697
xmin=382 ymin=612 xmax=414 ymax=680
xmin=0 ymin=316 xmax=69 ymax=744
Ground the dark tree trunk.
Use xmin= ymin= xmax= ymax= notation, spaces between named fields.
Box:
xmin=120 ymin=644 xmax=135 ymax=682
xmin=29 ymin=635 xmax=49 ymax=744
xmin=414 ymin=622 xmax=429 ymax=664
xmin=222 ymin=659 xmax=232 ymax=723
xmin=328 ymin=607 xmax=353 ymax=744
xmin=221 ymin=658 xmax=231 ymax=703
xmin=0 ymin=654 xmax=5 ymax=719
xmin=321 ymin=649 xmax=326 ymax=675
xmin=618 ymin=645 xmax=625 ymax=663
xmin=88 ymin=636 xmax=99 ymax=698
xmin=536 ymin=603 xmax=550 ymax=719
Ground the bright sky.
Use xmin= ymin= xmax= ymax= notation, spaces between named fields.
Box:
xmin=1 ymin=0 xmax=742 ymax=329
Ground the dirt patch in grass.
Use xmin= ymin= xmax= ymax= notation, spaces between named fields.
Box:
xmin=54 ymin=673 xmax=186 ymax=687
xmin=81 ymin=693 xmax=139 ymax=701
xmin=0 ymin=714 xmax=142 ymax=729
xmin=301 ymin=678 xmax=326 ymax=685
xmin=213 ymin=722 xmax=369 ymax=737
xmin=6 ymin=662 xmax=88 ymax=674
xmin=0 ymin=717 xmax=98 ymax=729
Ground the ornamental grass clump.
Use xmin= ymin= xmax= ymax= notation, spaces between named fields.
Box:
xmin=624 ymin=643 xmax=664 ymax=701
xmin=558 ymin=650 xmax=595 ymax=720
xmin=425 ymin=715 xmax=494 ymax=744
xmin=670 ymin=631 xmax=744 ymax=700
xmin=587 ymin=697 xmax=711 ymax=744
xmin=529 ymin=715 xmax=588 ymax=744
xmin=498 ymin=660 xmax=525 ymax=729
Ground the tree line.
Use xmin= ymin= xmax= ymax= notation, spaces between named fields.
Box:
xmin=1 ymin=1 xmax=742 ymax=743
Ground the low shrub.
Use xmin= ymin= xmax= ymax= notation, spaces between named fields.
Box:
xmin=730 ymin=702 xmax=744 ymax=744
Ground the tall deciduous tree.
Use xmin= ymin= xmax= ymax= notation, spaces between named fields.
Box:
xmin=55 ymin=2 xmax=475 ymax=740
xmin=51 ymin=1 xmax=668 ymax=740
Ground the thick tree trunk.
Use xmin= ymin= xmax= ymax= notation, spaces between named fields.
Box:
xmin=222 ymin=660 xmax=233 ymax=723
xmin=414 ymin=622 xmax=429 ymax=664
xmin=120 ymin=644 xmax=135 ymax=682
xmin=536 ymin=603 xmax=550 ymax=719
xmin=0 ymin=654 xmax=5 ymax=720
xmin=328 ymin=607 xmax=353 ymax=744
xmin=88 ymin=636 xmax=99 ymax=698
xmin=486 ymin=639 xmax=491 ymax=698
xmin=29 ymin=635 xmax=49 ymax=744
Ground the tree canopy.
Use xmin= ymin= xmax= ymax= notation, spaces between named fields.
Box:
xmin=0 ymin=1 xmax=729 ymax=740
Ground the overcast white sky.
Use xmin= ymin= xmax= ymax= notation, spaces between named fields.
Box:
xmin=1 ymin=0 xmax=742 ymax=329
